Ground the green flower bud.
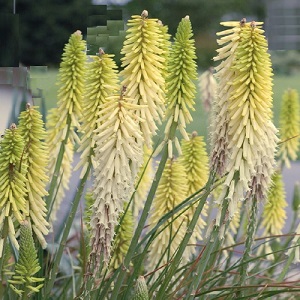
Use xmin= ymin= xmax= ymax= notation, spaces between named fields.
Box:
xmin=133 ymin=276 xmax=149 ymax=300
xmin=8 ymin=220 xmax=44 ymax=297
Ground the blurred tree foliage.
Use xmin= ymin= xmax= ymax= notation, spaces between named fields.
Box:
xmin=2 ymin=0 xmax=90 ymax=67
xmin=1 ymin=0 xmax=265 ymax=68
xmin=120 ymin=0 xmax=265 ymax=69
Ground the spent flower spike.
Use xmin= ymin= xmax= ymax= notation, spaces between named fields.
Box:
xmin=89 ymin=87 xmax=144 ymax=272
xmin=120 ymin=10 xmax=168 ymax=148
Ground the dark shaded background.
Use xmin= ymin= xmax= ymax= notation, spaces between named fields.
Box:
xmin=0 ymin=0 xmax=265 ymax=68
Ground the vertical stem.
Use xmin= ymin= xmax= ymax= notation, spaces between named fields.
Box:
xmin=185 ymin=198 xmax=229 ymax=299
xmin=44 ymin=162 xmax=91 ymax=298
xmin=46 ymin=116 xmax=71 ymax=218
xmin=237 ymin=198 xmax=258 ymax=297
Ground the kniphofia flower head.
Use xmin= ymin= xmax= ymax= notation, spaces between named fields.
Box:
xmin=163 ymin=16 xmax=198 ymax=158
xmin=18 ymin=104 xmax=49 ymax=248
xmin=120 ymin=10 xmax=168 ymax=148
xmin=212 ymin=19 xmax=278 ymax=224
xmin=180 ymin=132 xmax=209 ymax=242
xmin=147 ymin=158 xmax=189 ymax=279
xmin=278 ymin=88 xmax=300 ymax=168
xmin=89 ymin=87 xmax=144 ymax=272
xmin=261 ymin=171 xmax=287 ymax=236
xmin=76 ymin=49 xmax=119 ymax=177
xmin=0 ymin=124 xmax=27 ymax=256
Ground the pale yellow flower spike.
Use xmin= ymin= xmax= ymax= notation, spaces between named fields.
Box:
xmin=76 ymin=49 xmax=120 ymax=178
xmin=147 ymin=158 xmax=189 ymax=281
xmin=258 ymin=171 xmax=287 ymax=260
xmin=120 ymin=10 xmax=167 ymax=148
xmin=19 ymin=104 xmax=50 ymax=248
xmin=89 ymin=87 xmax=144 ymax=273
xmin=180 ymin=132 xmax=209 ymax=244
xmin=213 ymin=20 xmax=278 ymax=225
xmin=278 ymin=89 xmax=300 ymax=168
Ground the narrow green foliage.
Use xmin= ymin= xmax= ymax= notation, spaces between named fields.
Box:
xmin=292 ymin=182 xmax=300 ymax=212
xmin=8 ymin=221 xmax=44 ymax=298
xmin=18 ymin=104 xmax=49 ymax=249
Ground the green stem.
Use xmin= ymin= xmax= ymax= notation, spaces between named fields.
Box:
xmin=44 ymin=162 xmax=91 ymax=298
xmin=237 ymin=198 xmax=258 ymax=298
xmin=277 ymin=251 xmax=295 ymax=282
xmin=0 ymin=219 xmax=9 ymax=281
xmin=46 ymin=115 xmax=71 ymax=218
xmin=185 ymin=197 xmax=229 ymax=299
xmin=154 ymin=177 xmax=214 ymax=299
xmin=110 ymin=122 xmax=178 ymax=300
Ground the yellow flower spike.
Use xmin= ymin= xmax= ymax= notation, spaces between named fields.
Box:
xmin=109 ymin=202 xmax=134 ymax=270
xmin=46 ymin=108 xmax=74 ymax=225
xmin=179 ymin=132 xmax=209 ymax=244
xmin=163 ymin=16 xmax=198 ymax=157
xmin=198 ymin=67 xmax=217 ymax=112
xmin=258 ymin=172 xmax=287 ymax=260
xmin=8 ymin=220 xmax=44 ymax=298
xmin=261 ymin=172 xmax=287 ymax=236
xmin=56 ymin=30 xmax=86 ymax=141
xmin=147 ymin=158 xmax=189 ymax=281
xmin=213 ymin=20 xmax=278 ymax=224
xmin=18 ymin=104 xmax=49 ymax=248
xmin=76 ymin=49 xmax=120 ymax=178
xmin=89 ymin=87 xmax=144 ymax=272
xmin=132 ymin=145 xmax=153 ymax=219
xmin=46 ymin=30 xmax=85 ymax=223
xmin=211 ymin=20 xmax=242 ymax=176
xmin=0 ymin=124 xmax=28 ymax=257
xmin=120 ymin=10 xmax=168 ymax=148
xmin=278 ymin=89 xmax=300 ymax=168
